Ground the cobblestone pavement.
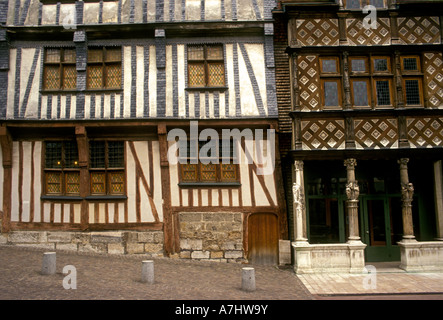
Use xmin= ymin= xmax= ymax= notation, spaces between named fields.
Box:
xmin=0 ymin=245 xmax=313 ymax=300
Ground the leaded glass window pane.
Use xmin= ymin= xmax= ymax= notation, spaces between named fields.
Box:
xmin=375 ymin=80 xmax=391 ymax=105
xmin=405 ymin=79 xmax=421 ymax=105
xmin=66 ymin=172 xmax=80 ymax=194
xmin=188 ymin=46 xmax=204 ymax=60
xmin=106 ymin=64 xmax=121 ymax=88
xmin=370 ymin=0 xmax=384 ymax=8
xmin=207 ymin=46 xmax=223 ymax=60
xmin=403 ymin=58 xmax=418 ymax=71
xmin=321 ymin=59 xmax=337 ymax=73
xmin=352 ymin=81 xmax=369 ymax=106
xmin=44 ymin=65 xmax=61 ymax=90
xmin=90 ymin=141 xmax=106 ymax=168
xmin=45 ymin=142 xmax=62 ymax=168
xmin=346 ymin=0 xmax=361 ymax=9
xmin=351 ymin=59 xmax=366 ymax=72
xmin=87 ymin=65 xmax=103 ymax=89
xmin=91 ymin=172 xmax=106 ymax=194
xmin=374 ymin=59 xmax=388 ymax=72
xmin=45 ymin=49 xmax=61 ymax=63
xmin=324 ymin=81 xmax=339 ymax=107
xmin=63 ymin=65 xmax=77 ymax=89
xmin=188 ymin=63 xmax=205 ymax=87
xmin=108 ymin=141 xmax=124 ymax=168
xmin=208 ymin=63 xmax=225 ymax=87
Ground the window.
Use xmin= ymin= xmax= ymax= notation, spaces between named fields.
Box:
xmin=401 ymin=56 xmax=423 ymax=107
xmin=179 ymin=139 xmax=238 ymax=183
xmin=89 ymin=141 xmax=125 ymax=195
xmin=403 ymin=78 xmax=423 ymax=106
xmin=346 ymin=0 xmax=361 ymax=9
xmin=351 ymin=80 xmax=371 ymax=107
xmin=43 ymin=48 xmax=76 ymax=90
xmin=187 ymin=45 xmax=225 ymax=88
xmin=320 ymin=57 xmax=342 ymax=109
xmin=369 ymin=0 xmax=385 ymax=8
xmin=372 ymin=56 xmax=391 ymax=73
xmin=44 ymin=141 xmax=80 ymax=195
xmin=87 ymin=47 xmax=122 ymax=90
xmin=374 ymin=79 xmax=393 ymax=106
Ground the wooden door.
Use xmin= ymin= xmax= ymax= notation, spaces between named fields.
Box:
xmin=247 ymin=213 xmax=278 ymax=265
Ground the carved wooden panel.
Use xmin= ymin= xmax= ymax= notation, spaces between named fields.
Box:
xmin=346 ymin=18 xmax=391 ymax=46
xmin=298 ymin=55 xmax=321 ymax=111
xmin=301 ymin=119 xmax=346 ymax=150
xmin=296 ymin=19 xmax=340 ymax=46
xmin=423 ymin=52 xmax=443 ymax=108
xmin=407 ymin=117 xmax=443 ymax=147
xmin=354 ymin=118 xmax=398 ymax=149
xmin=397 ymin=17 xmax=441 ymax=44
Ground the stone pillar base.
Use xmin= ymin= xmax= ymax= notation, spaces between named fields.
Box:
xmin=398 ymin=240 xmax=443 ymax=272
xmin=292 ymin=241 xmax=366 ymax=274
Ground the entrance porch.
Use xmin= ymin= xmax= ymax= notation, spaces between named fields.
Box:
xmin=291 ymin=158 xmax=443 ymax=273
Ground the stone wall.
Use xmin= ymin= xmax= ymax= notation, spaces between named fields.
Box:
xmin=178 ymin=212 xmax=245 ymax=263
xmin=0 ymin=230 xmax=164 ymax=256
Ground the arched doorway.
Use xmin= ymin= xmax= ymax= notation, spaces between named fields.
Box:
xmin=247 ymin=213 xmax=279 ymax=265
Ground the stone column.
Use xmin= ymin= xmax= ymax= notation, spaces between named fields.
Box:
xmin=293 ymin=160 xmax=308 ymax=244
xmin=344 ymin=158 xmax=360 ymax=243
xmin=433 ymin=160 xmax=443 ymax=241
xmin=398 ymin=158 xmax=416 ymax=241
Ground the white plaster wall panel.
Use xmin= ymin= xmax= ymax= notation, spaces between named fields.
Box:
xmin=74 ymin=204 xmax=81 ymax=224
xmin=43 ymin=203 xmax=50 ymax=223
xmin=166 ymin=45 xmax=173 ymax=117
xmin=41 ymin=4 xmax=57 ymax=25
xmin=134 ymin=0 xmax=144 ymax=23
xmin=147 ymin=0 xmax=156 ymax=22
xmin=10 ymin=142 xmax=19 ymax=222
xmin=118 ymin=202 xmax=125 ymax=223
xmin=136 ymin=46 xmax=145 ymax=118
xmin=186 ymin=0 xmax=201 ymax=21
xmin=206 ymin=0 xmax=222 ymax=21
xmin=149 ymin=46 xmax=157 ymax=118
xmin=182 ymin=189 xmax=189 ymax=206
xmin=253 ymin=174 xmax=269 ymax=206
xmin=6 ymin=49 xmax=16 ymax=119
xmin=245 ymin=44 xmax=267 ymax=115
xmin=54 ymin=203 xmax=62 ymax=223
xmin=103 ymin=2 xmax=119 ymax=23
xmin=33 ymin=142 xmax=42 ymax=223
xmin=232 ymin=189 xmax=239 ymax=206
xmin=108 ymin=204 xmax=115 ymax=223
xmin=21 ymin=141 xmax=32 ymax=222
xmin=126 ymin=141 xmax=137 ymax=223
xmin=28 ymin=0 xmax=42 ymax=25
xmin=152 ymin=141 xmax=163 ymax=221
xmin=177 ymin=44 xmax=186 ymax=117
xmin=123 ymin=46 xmax=132 ymax=118
xmin=59 ymin=4 xmax=76 ymax=27
xmin=237 ymin=0 xmax=257 ymax=21
xmin=84 ymin=3 xmax=100 ymax=24
xmin=225 ymin=44 xmax=237 ymax=117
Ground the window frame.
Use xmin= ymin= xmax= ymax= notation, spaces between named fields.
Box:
xmin=86 ymin=47 xmax=122 ymax=90
xmin=44 ymin=141 xmax=80 ymax=196
xmin=178 ymin=139 xmax=239 ymax=185
xmin=89 ymin=140 xmax=125 ymax=196
xmin=373 ymin=78 xmax=394 ymax=108
xmin=402 ymin=77 xmax=424 ymax=107
xmin=187 ymin=44 xmax=226 ymax=89
xmin=350 ymin=78 xmax=372 ymax=108
xmin=43 ymin=48 xmax=77 ymax=91
xmin=371 ymin=56 xmax=392 ymax=74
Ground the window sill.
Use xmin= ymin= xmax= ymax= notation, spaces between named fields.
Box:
xmin=178 ymin=182 xmax=241 ymax=188
xmin=185 ymin=87 xmax=228 ymax=92
xmin=40 ymin=89 xmax=123 ymax=95
xmin=41 ymin=195 xmax=83 ymax=201
xmin=41 ymin=195 xmax=127 ymax=201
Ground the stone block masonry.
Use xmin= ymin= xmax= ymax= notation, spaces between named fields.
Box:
xmin=2 ymin=230 xmax=164 ymax=256
xmin=178 ymin=212 xmax=245 ymax=263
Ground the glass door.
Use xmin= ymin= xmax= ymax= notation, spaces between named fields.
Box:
xmin=360 ymin=196 xmax=401 ymax=262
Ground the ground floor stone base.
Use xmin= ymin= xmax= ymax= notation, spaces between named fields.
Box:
xmin=0 ymin=230 xmax=164 ymax=256
xmin=399 ymin=240 xmax=443 ymax=272
xmin=292 ymin=241 xmax=367 ymax=274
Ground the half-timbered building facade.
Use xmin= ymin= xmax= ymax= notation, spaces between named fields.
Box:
xmin=274 ymin=0 xmax=443 ymax=272
xmin=0 ymin=0 xmax=288 ymax=265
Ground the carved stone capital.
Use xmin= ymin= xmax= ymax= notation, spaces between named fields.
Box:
xmin=398 ymin=158 xmax=409 ymax=168
xmin=344 ymin=158 xmax=357 ymax=169
xmin=346 ymin=181 xmax=360 ymax=201
xmin=401 ymin=182 xmax=414 ymax=202
xmin=294 ymin=160 xmax=304 ymax=171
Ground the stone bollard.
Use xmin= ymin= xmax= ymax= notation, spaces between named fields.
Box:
xmin=241 ymin=267 xmax=255 ymax=292
xmin=41 ymin=252 xmax=56 ymax=275
xmin=141 ymin=260 xmax=154 ymax=284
